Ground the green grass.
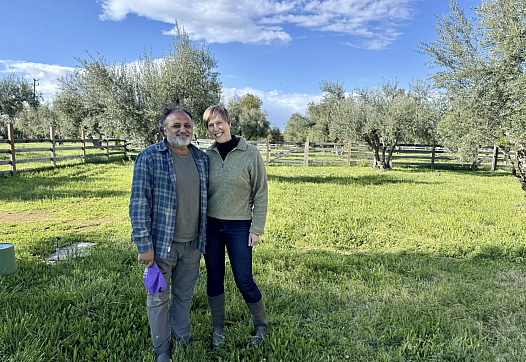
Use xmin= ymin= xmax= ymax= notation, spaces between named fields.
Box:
xmin=1 ymin=162 xmax=526 ymax=361
xmin=0 ymin=141 xmax=129 ymax=173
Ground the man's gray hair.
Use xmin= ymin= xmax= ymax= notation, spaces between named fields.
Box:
xmin=159 ymin=106 xmax=193 ymax=134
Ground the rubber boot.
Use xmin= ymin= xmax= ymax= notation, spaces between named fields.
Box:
xmin=208 ymin=294 xmax=225 ymax=348
xmin=246 ymin=298 xmax=268 ymax=346
xmin=155 ymin=350 xmax=171 ymax=362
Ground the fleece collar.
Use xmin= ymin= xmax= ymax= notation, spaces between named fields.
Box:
xmin=208 ymin=135 xmax=248 ymax=152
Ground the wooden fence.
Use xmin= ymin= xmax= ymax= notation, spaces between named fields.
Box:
xmin=193 ymin=137 xmax=368 ymax=166
xmin=0 ymin=124 xmax=127 ymax=176
xmin=1 ymin=123 xmax=517 ymax=176
xmin=390 ymin=144 xmax=516 ymax=169
xmin=193 ymin=136 xmax=516 ymax=170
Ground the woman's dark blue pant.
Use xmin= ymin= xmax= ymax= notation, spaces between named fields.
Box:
xmin=205 ymin=217 xmax=262 ymax=304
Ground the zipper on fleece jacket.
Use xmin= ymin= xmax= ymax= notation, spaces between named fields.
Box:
xmin=213 ymin=145 xmax=239 ymax=168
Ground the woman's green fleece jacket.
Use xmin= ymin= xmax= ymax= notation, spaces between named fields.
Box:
xmin=206 ymin=136 xmax=268 ymax=235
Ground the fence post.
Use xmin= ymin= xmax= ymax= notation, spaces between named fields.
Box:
xmin=347 ymin=140 xmax=352 ymax=167
xmin=81 ymin=129 xmax=86 ymax=164
xmin=430 ymin=139 xmax=436 ymax=170
xmin=303 ymin=136 xmax=310 ymax=167
xmin=50 ymin=126 xmax=56 ymax=167
xmin=123 ymin=139 xmax=128 ymax=160
xmin=491 ymin=144 xmax=498 ymax=171
xmin=105 ymin=137 xmax=109 ymax=162
xmin=266 ymin=135 xmax=270 ymax=166
xmin=7 ymin=123 xmax=16 ymax=176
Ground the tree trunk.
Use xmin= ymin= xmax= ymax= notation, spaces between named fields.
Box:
xmin=470 ymin=147 xmax=479 ymax=171
xmin=366 ymin=132 xmax=390 ymax=170
xmin=381 ymin=146 xmax=387 ymax=167
xmin=385 ymin=143 xmax=397 ymax=170
xmin=512 ymin=146 xmax=526 ymax=198
xmin=371 ymin=145 xmax=389 ymax=170
xmin=371 ymin=145 xmax=382 ymax=168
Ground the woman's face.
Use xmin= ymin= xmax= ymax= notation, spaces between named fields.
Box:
xmin=207 ymin=116 xmax=232 ymax=144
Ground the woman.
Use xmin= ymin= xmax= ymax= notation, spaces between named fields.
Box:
xmin=203 ymin=105 xmax=269 ymax=348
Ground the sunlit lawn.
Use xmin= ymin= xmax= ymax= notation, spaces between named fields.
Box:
xmin=1 ymin=161 xmax=525 ymax=361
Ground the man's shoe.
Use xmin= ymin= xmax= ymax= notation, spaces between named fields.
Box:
xmin=155 ymin=350 xmax=171 ymax=362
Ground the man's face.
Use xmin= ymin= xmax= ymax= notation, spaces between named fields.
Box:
xmin=164 ymin=111 xmax=193 ymax=148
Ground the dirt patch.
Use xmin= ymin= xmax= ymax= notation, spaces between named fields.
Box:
xmin=499 ymin=270 xmax=526 ymax=289
xmin=73 ymin=225 xmax=100 ymax=232
xmin=0 ymin=210 xmax=54 ymax=223
xmin=72 ymin=217 xmax=127 ymax=232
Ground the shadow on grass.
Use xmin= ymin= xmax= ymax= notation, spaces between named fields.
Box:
xmin=0 ymin=161 xmax=129 ymax=202
xmin=395 ymin=164 xmax=514 ymax=178
xmin=2 ymin=240 xmax=525 ymax=361
xmin=267 ymin=173 xmax=432 ymax=186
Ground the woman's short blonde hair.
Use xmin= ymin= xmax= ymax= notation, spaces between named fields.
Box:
xmin=203 ymin=105 xmax=231 ymax=127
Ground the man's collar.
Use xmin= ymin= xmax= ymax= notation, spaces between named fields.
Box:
xmin=166 ymin=143 xmax=190 ymax=154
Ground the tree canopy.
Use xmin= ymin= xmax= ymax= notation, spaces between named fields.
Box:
xmin=284 ymin=79 xmax=437 ymax=169
xmin=284 ymin=112 xmax=314 ymax=143
xmin=0 ymin=73 xmax=42 ymax=137
xmin=54 ymin=24 xmax=221 ymax=145
xmin=226 ymin=93 xmax=270 ymax=140
xmin=419 ymin=0 xmax=526 ymax=194
xmin=15 ymin=102 xmax=59 ymax=139
xmin=269 ymin=126 xmax=284 ymax=142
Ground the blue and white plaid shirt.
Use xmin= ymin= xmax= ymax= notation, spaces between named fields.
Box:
xmin=129 ymin=141 xmax=209 ymax=259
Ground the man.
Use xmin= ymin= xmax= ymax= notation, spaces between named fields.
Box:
xmin=129 ymin=106 xmax=208 ymax=362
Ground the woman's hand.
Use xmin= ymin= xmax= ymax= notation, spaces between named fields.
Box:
xmin=248 ymin=233 xmax=260 ymax=247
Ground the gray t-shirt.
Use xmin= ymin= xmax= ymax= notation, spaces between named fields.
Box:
xmin=169 ymin=148 xmax=200 ymax=243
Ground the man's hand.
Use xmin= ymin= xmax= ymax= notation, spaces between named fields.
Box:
xmin=248 ymin=233 xmax=260 ymax=247
xmin=138 ymin=250 xmax=154 ymax=268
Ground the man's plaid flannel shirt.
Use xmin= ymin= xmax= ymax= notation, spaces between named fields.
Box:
xmin=129 ymin=141 xmax=209 ymax=259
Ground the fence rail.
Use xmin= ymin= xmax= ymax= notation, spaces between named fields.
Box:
xmin=192 ymin=136 xmax=515 ymax=170
xmin=0 ymin=124 xmax=128 ymax=176
xmin=1 ymin=124 xmax=517 ymax=176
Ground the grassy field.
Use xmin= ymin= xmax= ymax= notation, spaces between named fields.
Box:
xmin=1 ymin=161 xmax=526 ymax=361
xmin=0 ymin=141 xmax=129 ymax=173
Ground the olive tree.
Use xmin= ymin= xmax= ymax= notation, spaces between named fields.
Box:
xmin=284 ymin=112 xmax=314 ymax=142
xmin=0 ymin=73 xmax=42 ymax=137
xmin=55 ymin=24 xmax=221 ymax=146
xmin=15 ymin=102 xmax=59 ymax=138
xmin=286 ymin=79 xmax=437 ymax=170
xmin=336 ymin=80 xmax=436 ymax=170
xmin=419 ymin=0 xmax=526 ymax=195
xmin=227 ymin=94 xmax=270 ymax=140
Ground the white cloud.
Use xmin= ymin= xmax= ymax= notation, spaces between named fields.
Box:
xmin=0 ymin=60 xmax=319 ymax=130
xmin=98 ymin=0 xmax=418 ymax=48
xmin=222 ymin=87 xmax=323 ymax=130
xmin=0 ymin=60 xmax=75 ymax=100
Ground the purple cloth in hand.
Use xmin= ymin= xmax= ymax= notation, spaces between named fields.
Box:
xmin=143 ymin=261 xmax=167 ymax=295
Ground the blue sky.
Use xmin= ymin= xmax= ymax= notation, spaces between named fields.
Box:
xmin=0 ymin=0 xmax=477 ymax=130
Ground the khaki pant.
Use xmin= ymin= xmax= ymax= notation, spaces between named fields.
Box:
xmin=147 ymin=239 xmax=201 ymax=354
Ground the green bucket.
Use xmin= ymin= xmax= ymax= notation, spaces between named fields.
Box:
xmin=0 ymin=243 xmax=18 ymax=275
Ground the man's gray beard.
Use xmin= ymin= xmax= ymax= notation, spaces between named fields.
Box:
xmin=166 ymin=133 xmax=191 ymax=148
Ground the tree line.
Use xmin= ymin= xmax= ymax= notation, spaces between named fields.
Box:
xmin=0 ymin=25 xmax=270 ymax=146
xmin=284 ymin=79 xmax=439 ymax=170
xmin=283 ymin=0 xmax=526 ymax=196
xmin=1 ymin=0 xmax=525 ymax=196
